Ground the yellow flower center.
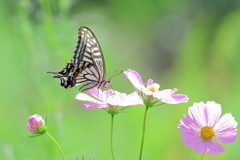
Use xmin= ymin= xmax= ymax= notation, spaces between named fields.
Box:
xmin=109 ymin=93 xmax=116 ymax=97
xmin=200 ymin=126 xmax=215 ymax=140
xmin=148 ymin=86 xmax=157 ymax=92
xmin=107 ymin=92 xmax=117 ymax=99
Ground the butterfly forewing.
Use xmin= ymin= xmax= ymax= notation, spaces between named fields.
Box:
xmin=47 ymin=26 xmax=110 ymax=92
xmin=74 ymin=27 xmax=106 ymax=77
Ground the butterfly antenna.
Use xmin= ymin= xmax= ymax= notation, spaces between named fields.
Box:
xmin=47 ymin=71 xmax=58 ymax=75
xmin=107 ymin=70 xmax=116 ymax=80
xmin=112 ymin=70 xmax=117 ymax=75
xmin=108 ymin=70 xmax=123 ymax=80
xmin=107 ymin=70 xmax=123 ymax=94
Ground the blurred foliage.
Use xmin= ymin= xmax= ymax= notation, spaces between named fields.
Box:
xmin=1 ymin=0 xmax=240 ymax=159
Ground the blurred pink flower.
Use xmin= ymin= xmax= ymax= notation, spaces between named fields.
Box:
xmin=76 ymin=88 xmax=143 ymax=113
xmin=27 ymin=114 xmax=46 ymax=134
xmin=124 ymin=69 xmax=189 ymax=104
xmin=178 ymin=101 xmax=238 ymax=154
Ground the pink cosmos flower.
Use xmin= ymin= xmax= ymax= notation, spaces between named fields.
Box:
xmin=27 ymin=114 xmax=46 ymax=134
xmin=124 ymin=69 xmax=189 ymax=104
xmin=75 ymin=88 xmax=143 ymax=112
xmin=178 ymin=101 xmax=238 ymax=154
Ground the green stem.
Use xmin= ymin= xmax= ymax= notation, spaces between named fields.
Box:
xmin=200 ymin=154 xmax=205 ymax=160
xmin=110 ymin=114 xmax=116 ymax=160
xmin=45 ymin=132 xmax=66 ymax=160
xmin=139 ymin=106 xmax=149 ymax=160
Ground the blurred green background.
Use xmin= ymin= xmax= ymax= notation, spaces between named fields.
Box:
xmin=1 ymin=0 xmax=240 ymax=159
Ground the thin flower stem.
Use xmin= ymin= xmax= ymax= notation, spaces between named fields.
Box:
xmin=139 ymin=106 xmax=149 ymax=160
xmin=45 ymin=132 xmax=66 ymax=160
xmin=110 ymin=114 xmax=116 ymax=160
xmin=200 ymin=154 xmax=205 ymax=160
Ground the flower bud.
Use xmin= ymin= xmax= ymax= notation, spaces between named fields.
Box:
xmin=27 ymin=114 xmax=46 ymax=134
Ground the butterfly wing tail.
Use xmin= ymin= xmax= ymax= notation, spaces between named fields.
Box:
xmin=47 ymin=71 xmax=58 ymax=75
xmin=47 ymin=71 xmax=61 ymax=78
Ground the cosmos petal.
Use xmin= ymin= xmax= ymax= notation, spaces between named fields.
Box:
xmin=75 ymin=93 xmax=103 ymax=103
xmin=161 ymin=94 xmax=189 ymax=104
xmin=147 ymin=79 xmax=153 ymax=86
xmin=178 ymin=114 xmax=201 ymax=133
xmin=124 ymin=69 xmax=144 ymax=91
xmin=120 ymin=91 xmax=143 ymax=106
xmin=88 ymin=88 xmax=103 ymax=100
xmin=82 ymin=103 xmax=109 ymax=109
xmin=214 ymin=113 xmax=238 ymax=143
xmin=205 ymin=101 xmax=221 ymax=127
xmin=207 ymin=140 xmax=225 ymax=154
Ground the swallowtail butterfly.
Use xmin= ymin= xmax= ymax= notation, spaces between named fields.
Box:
xmin=47 ymin=27 xmax=110 ymax=92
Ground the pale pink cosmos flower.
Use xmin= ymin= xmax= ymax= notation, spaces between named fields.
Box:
xmin=75 ymin=88 xmax=143 ymax=111
xmin=124 ymin=69 xmax=189 ymax=104
xmin=27 ymin=114 xmax=46 ymax=134
xmin=178 ymin=101 xmax=238 ymax=154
